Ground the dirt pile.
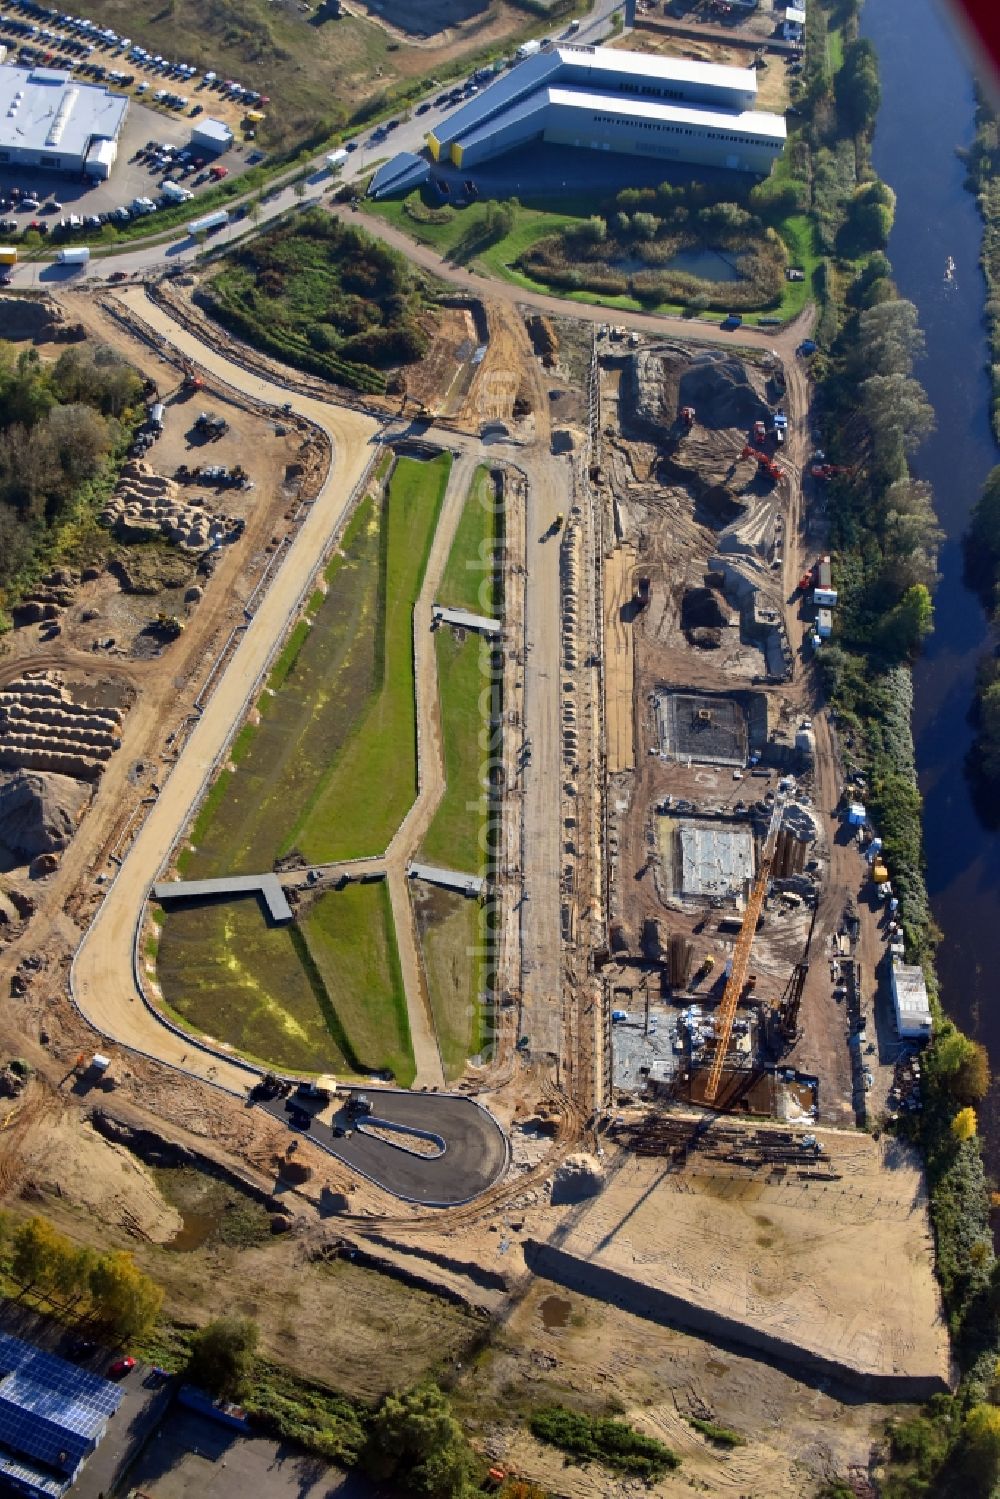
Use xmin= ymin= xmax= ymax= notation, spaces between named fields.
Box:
xmin=0 ymin=674 xmax=124 ymax=781
xmin=0 ymin=769 xmax=89 ymax=857
xmin=551 ymin=1152 xmax=605 ymax=1206
xmin=629 ymin=346 xmax=770 ymax=437
xmin=100 ymin=460 xmax=227 ymax=554
xmin=0 ymin=295 xmax=66 ymax=343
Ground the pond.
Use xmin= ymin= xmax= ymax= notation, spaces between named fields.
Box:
xmin=613 ymin=247 xmax=743 ymax=282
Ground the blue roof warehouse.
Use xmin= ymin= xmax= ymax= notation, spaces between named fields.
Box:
xmin=0 ymin=1334 xmax=122 ymax=1499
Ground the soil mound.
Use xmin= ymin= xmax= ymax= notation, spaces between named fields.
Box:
xmin=0 ymin=770 xmax=88 ymax=857
xmin=551 ymin=1153 xmax=605 ymax=1206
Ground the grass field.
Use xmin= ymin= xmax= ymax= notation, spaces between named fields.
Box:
xmin=412 ymin=885 xmax=487 ymax=1081
xmin=289 ymin=451 xmax=452 ymax=862
xmin=420 ymin=630 xmax=489 ymax=874
xmin=155 ymin=895 xmax=354 ymax=1076
xmin=180 ymin=494 xmax=382 ymax=878
xmin=299 ymin=882 xmax=414 ymax=1086
xmin=438 ymin=466 xmax=501 ymax=616
xmin=420 ymin=464 xmax=502 ymax=872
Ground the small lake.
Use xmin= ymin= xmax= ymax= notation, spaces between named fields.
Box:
xmin=613 ymin=247 xmax=742 ymax=281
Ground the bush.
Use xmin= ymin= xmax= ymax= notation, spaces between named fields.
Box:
xmin=529 ymin=1405 xmax=679 ymax=1479
xmin=186 ymin=1316 xmax=259 ymax=1400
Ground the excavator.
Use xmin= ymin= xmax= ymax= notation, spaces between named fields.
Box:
xmin=704 ymin=795 xmax=785 ymax=1103
xmin=740 ymin=444 xmax=783 ymax=483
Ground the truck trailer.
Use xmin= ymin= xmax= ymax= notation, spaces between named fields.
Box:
xmin=0 ymin=247 xmax=17 ymax=267
xmin=187 ymin=209 xmax=230 ymax=238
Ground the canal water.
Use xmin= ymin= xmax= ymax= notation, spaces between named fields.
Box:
xmin=862 ymin=0 xmax=1000 ymax=1156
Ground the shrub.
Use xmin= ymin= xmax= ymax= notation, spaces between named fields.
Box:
xmin=529 ymin=1405 xmax=679 ymax=1479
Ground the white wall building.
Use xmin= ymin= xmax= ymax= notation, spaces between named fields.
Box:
xmin=891 ymin=962 xmax=933 ymax=1040
xmin=427 ymin=45 xmax=786 ymax=176
xmin=0 ymin=64 xmax=128 ymax=177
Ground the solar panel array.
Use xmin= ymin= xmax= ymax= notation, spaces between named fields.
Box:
xmin=0 ymin=1333 xmax=121 ymax=1479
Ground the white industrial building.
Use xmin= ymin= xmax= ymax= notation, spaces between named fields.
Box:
xmin=890 ymin=961 xmax=933 ymax=1040
xmin=427 ymin=45 xmax=786 ymax=175
xmin=191 ymin=117 xmax=233 ymax=154
xmin=0 ymin=64 xmax=128 ymax=178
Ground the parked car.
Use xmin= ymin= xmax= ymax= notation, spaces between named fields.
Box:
xmin=108 ymin=1356 xmax=136 ymax=1378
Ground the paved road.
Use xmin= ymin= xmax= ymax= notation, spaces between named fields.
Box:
xmin=71 ymin=292 xmax=380 ymax=1097
xmin=263 ymin=1088 xmax=508 ymax=1205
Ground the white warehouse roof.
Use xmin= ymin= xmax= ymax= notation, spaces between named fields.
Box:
xmin=430 ymin=43 xmax=758 ymax=154
xmin=555 ymin=42 xmax=757 ymax=97
xmin=191 ymin=116 xmax=233 ymax=149
xmin=0 ymin=64 xmax=127 ymax=159
xmin=891 ymin=962 xmax=933 ymax=1039
xmin=548 ymin=87 xmax=786 ymax=141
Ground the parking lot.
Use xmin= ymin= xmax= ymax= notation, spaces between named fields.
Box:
xmin=0 ymin=0 xmax=263 ymax=233
xmin=0 ymin=97 xmax=252 ymax=232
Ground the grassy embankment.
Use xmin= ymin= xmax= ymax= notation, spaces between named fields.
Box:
xmin=158 ymin=452 xmax=450 ymax=1079
xmin=199 ymin=210 xmax=435 ymax=395
xmin=412 ymin=466 xmax=503 ymax=1077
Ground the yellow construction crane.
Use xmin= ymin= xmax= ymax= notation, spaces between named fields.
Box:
xmin=704 ymin=794 xmax=786 ymax=1103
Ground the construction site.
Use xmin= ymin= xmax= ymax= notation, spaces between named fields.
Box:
xmin=0 ymin=246 xmax=950 ymax=1496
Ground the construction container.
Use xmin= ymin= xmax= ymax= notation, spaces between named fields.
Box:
xmin=813 ymin=586 xmax=838 ymax=607
xmin=873 ymin=862 xmax=890 ymax=884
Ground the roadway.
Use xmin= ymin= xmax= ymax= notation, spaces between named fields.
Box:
xmin=261 ymin=1089 xmax=508 ymax=1206
xmin=70 ymin=292 xmax=380 ymax=1097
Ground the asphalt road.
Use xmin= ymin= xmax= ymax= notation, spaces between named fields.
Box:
xmin=262 ymin=1089 xmax=508 ymax=1206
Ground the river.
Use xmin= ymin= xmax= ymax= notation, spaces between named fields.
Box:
xmin=861 ymin=0 xmax=1000 ymax=1157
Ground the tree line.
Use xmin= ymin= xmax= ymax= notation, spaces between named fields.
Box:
xmin=0 ymin=340 xmax=142 ymax=625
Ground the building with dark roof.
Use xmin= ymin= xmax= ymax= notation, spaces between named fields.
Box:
xmin=426 ymin=44 xmax=785 ymax=175
xmin=0 ymin=1333 xmax=122 ymax=1498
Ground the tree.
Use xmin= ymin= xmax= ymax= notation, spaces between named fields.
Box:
xmin=860 ymin=372 xmax=935 ymax=476
xmin=878 ymin=582 xmax=934 ymax=660
xmin=366 ymin=1383 xmax=477 ymax=1497
xmin=11 ymin=1217 xmax=67 ymax=1296
xmin=932 ymin=1027 xmax=991 ymax=1103
xmin=631 ymin=211 xmax=658 ymax=240
xmin=835 ymin=38 xmax=881 ymax=135
xmin=856 ymin=298 xmax=920 ymax=379
xmin=952 ymin=1106 xmax=978 ymax=1141
xmin=959 ymin=1405 xmax=1000 ymax=1494
xmin=968 ymin=463 xmax=1000 ymax=611
xmin=186 ymin=1316 xmax=259 ymax=1400
xmin=89 ymin=1250 xmax=163 ymax=1343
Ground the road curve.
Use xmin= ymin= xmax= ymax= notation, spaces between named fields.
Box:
xmin=71 ymin=290 xmax=380 ymax=1096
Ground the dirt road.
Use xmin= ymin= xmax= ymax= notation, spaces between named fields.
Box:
xmin=70 ymin=291 xmax=380 ymax=1095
